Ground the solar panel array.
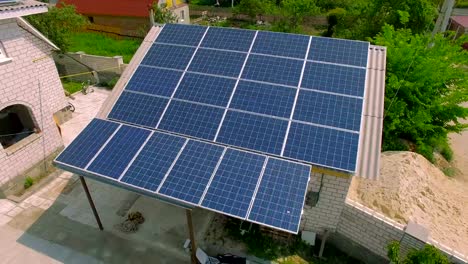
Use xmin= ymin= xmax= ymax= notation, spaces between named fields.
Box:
xmin=109 ymin=24 xmax=369 ymax=172
xmin=56 ymin=24 xmax=370 ymax=234
xmin=55 ymin=119 xmax=310 ymax=233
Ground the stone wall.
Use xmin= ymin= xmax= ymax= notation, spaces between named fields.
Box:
xmin=0 ymin=18 xmax=66 ymax=185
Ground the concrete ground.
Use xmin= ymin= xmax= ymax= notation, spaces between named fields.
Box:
xmin=0 ymin=87 xmax=215 ymax=264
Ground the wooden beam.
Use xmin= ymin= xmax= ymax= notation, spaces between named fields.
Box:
xmin=79 ymin=176 xmax=104 ymax=231
xmin=186 ymin=209 xmax=197 ymax=264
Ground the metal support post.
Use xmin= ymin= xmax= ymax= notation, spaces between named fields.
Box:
xmin=79 ymin=176 xmax=104 ymax=231
xmin=186 ymin=209 xmax=197 ymax=264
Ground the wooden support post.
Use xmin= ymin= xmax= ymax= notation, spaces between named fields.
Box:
xmin=79 ymin=176 xmax=104 ymax=231
xmin=186 ymin=209 xmax=197 ymax=264
xmin=319 ymin=229 xmax=330 ymax=258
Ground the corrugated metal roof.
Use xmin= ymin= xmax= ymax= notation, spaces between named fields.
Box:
xmin=60 ymin=0 xmax=153 ymax=17
xmin=451 ymin=16 xmax=468 ymax=28
xmin=0 ymin=0 xmax=47 ymax=12
xmin=355 ymin=45 xmax=387 ymax=180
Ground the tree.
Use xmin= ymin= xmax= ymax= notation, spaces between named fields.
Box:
xmin=153 ymin=3 xmax=178 ymax=24
xmin=280 ymin=0 xmax=320 ymax=31
xmin=26 ymin=4 xmax=87 ymax=52
xmin=373 ymin=25 xmax=468 ymax=161
xmin=387 ymin=241 xmax=450 ymax=264
xmin=233 ymin=0 xmax=274 ymax=21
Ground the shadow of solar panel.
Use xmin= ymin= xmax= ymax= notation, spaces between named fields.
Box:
xmin=158 ymin=100 xmax=224 ymax=140
xmin=230 ymin=80 xmax=296 ymax=118
xmin=126 ymin=66 xmax=183 ymax=97
xmin=247 ymin=158 xmax=310 ymax=233
xmin=174 ymin=73 xmax=236 ymax=107
xmin=294 ymin=90 xmax=363 ymax=131
xmin=309 ymin=37 xmax=369 ymax=67
xmin=120 ymin=132 xmax=186 ymax=191
xmin=158 ymin=141 xmax=224 ymax=204
xmin=201 ymin=149 xmax=265 ymax=218
xmin=188 ymin=49 xmax=246 ymax=77
xmin=141 ymin=44 xmax=195 ymax=70
xmin=87 ymin=125 xmax=151 ymax=179
xmin=155 ymin=24 xmax=207 ymax=46
xmin=284 ymin=122 xmax=359 ymax=172
xmin=301 ymin=62 xmax=366 ymax=97
xmin=55 ymin=119 xmax=119 ymax=168
xmin=108 ymin=91 xmax=169 ymax=128
xmin=201 ymin=27 xmax=255 ymax=52
xmin=252 ymin=31 xmax=309 ymax=59
xmin=217 ymin=111 xmax=288 ymax=155
xmin=242 ymin=54 xmax=303 ymax=86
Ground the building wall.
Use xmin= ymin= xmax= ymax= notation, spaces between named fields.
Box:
xmin=0 ymin=18 xmax=66 ymax=185
xmin=89 ymin=15 xmax=150 ymax=37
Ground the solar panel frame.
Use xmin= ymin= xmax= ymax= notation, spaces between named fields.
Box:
xmin=141 ymin=44 xmax=196 ymax=70
xmin=155 ymin=23 xmax=207 ymax=47
xmin=308 ymin=36 xmax=369 ymax=67
xmin=201 ymin=27 xmax=256 ymax=52
xmin=188 ymin=49 xmax=247 ymax=77
xmin=241 ymin=54 xmax=304 ymax=86
xmin=125 ymin=66 xmax=183 ymax=97
xmin=252 ymin=31 xmax=310 ymax=59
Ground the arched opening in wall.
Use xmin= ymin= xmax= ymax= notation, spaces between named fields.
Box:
xmin=0 ymin=104 xmax=38 ymax=149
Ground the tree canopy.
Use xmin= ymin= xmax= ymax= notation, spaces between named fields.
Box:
xmin=388 ymin=241 xmax=450 ymax=264
xmin=373 ymin=25 xmax=468 ymax=161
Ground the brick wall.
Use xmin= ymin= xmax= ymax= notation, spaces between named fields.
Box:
xmin=0 ymin=18 xmax=66 ymax=184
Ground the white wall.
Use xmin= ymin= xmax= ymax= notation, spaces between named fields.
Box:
xmin=0 ymin=18 xmax=66 ymax=184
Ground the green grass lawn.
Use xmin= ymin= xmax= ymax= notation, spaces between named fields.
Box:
xmin=68 ymin=32 xmax=142 ymax=63
xmin=61 ymin=81 xmax=82 ymax=95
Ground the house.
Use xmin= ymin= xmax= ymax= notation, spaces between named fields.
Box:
xmin=59 ymin=0 xmax=190 ymax=37
xmin=449 ymin=16 xmax=468 ymax=38
xmin=0 ymin=0 xmax=67 ymax=189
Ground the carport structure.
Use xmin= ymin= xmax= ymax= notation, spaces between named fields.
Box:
xmin=54 ymin=24 xmax=383 ymax=263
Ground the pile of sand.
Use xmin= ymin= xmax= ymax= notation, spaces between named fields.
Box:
xmin=348 ymin=151 xmax=468 ymax=256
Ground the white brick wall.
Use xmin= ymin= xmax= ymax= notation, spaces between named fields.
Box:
xmin=0 ymin=18 xmax=66 ymax=184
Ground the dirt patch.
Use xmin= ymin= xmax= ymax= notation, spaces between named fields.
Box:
xmin=348 ymin=151 xmax=468 ymax=256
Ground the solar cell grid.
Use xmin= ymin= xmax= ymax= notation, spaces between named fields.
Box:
xmin=293 ymin=90 xmax=363 ymax=131
xmin=188 ymin=49 xmax=247 ymax=77
xmin=242 ymin=55 xmax=303 ymax=86
xmin=201 ymin=149 xmax=266 ymax=218
xmin=247 ymin=158 xmax=310 ymax=232
xmin=309 ymin=37 xmax=369 ymax=67
xmin=55 ymin=119 xmax=119 ymax=168
xmin=87 ymin=125 xmax=151 ymax=179
xmin=155 ymin=24 xmax=206 ymax=46
xmin=141 ymin=44 xmax=195 ymax=70
xmin=252 ymin=31 xmax=310 ymax=59
xmin=126 ymin=66 xmax=182 ymax=97
xmin=301 ymin=62 xmax=366 ymax=97
xmin=216 ymin=111 xmax=289 ymax=155
xmin=201 ymin=27 xmax=255 ymax=52
xmin=284 ymin=122 xmax=359 ymax=171
xmin=158 ymin=100 xmax=225 ymax=140
xmin=120 ymin=132 xmax=187 ymax=191
xmin=174 ymin=73 xmax=236 ymax=107
xmin=108 ymin=91 xmax=169 ymax=128
xmin=229 ymin=81 xmax=296 ymax=118
xmin=158 ymin=141 xmax=224 ymax=204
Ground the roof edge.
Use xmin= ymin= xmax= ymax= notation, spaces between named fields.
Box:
xmin=16 ymin=17 xmax=59 ymax=50
xmin=0 ymin=3 xmax=47 ymax=20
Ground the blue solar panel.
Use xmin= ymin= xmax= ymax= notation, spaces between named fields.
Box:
xmin=87 ymin=125 xmax=151 ymax=179
xmin=120 ymin=132 xmax=186 ymax=191
xmin=155 ymin=24 xmax=206 ymax=46
xmin=217 ymin=111 xmax=288 ymax=155
xmin=201 ymin=149 xmax=265 ymax=218
xmin=252 ymin=31 xmax=309 ymax=59
xmin=248 ymin=158 xmax=310 ymax=233
xmin=55 ymin=119 xmax=119 ymax=168
xmin=108 ymin=91 xmax=168 ymax=128
xmin=284 ymin=123 xmax=359 ymax=171
xmin=158 ymin=141 xmax=224 ymax=204
xmin=309 ymin=37 xmax=369 ymax=67
xmin=301 ymin=62 xmax=366 ymax=97
xmin=174 ymin=73 xmax=236 ymax=107
xmin=158 ymin=100 xmax=224 ymax=140
xmin=230 ymin=81 xmax=296 ymax=118
xmin=293 ymin=90 xmax=363 ymax=131
xmin=201 ymin=27 xmax=255 ymax=52
xmin=242 ymin=54 xmax=303 ymax=86
xmin=126 ymin=66 xmax=182 ymax=97
xmin=141 ymin=44 xmax=195 ymax=70
xmin=188 ymin=49 xmax=246 ymax=77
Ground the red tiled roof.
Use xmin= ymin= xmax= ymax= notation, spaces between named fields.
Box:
xmin=60 ymin=0 xmax=155 ymax=17
xmin=451 ymin=16 xmax=468 ymax=28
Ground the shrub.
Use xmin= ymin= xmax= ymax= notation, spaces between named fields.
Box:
xmin=24 ymin=177 xmax=34 ymax=189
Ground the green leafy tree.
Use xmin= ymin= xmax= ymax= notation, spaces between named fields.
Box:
xmin=373 ymin=25 xmax=468 ymax=161
xmin=26 ymin=4 xmax=87 ymax=52
xmin=280 ymin=0 xmax=320 ymax=31
xmin=387 ymin=241 xmax=450 ymax=264
xmin=153 ymin=3 xmax=178 ymax=24
xmin=233 ymin=0 xmax=274 ymax=21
